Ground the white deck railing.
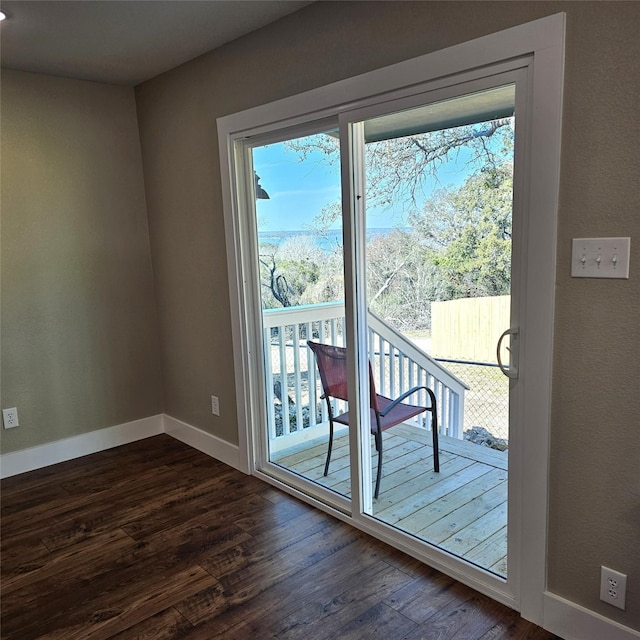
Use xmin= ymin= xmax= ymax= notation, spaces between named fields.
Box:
xmin=262 ymin=302 xmax=468 ymax=453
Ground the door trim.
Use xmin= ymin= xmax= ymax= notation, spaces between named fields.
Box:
xmin=218 ymin=13 xmax=564 ymax=625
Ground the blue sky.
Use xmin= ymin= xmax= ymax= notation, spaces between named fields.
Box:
xmin=253 ymin=136 xmax=470 ymax=233
xmin=253 ymin=141 xmax=340 ymax=233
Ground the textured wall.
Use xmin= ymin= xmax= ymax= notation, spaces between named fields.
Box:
xmin=134 ymin=0 xmax=639 ymax=629
xmin=547 ymin=3 xmax=640 ymax=627
xmin=1 ymin=71 xmax=164 ymax=453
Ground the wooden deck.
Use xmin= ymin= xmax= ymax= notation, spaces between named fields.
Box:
xmin=272 ymin=423 xmax=508 ymax=576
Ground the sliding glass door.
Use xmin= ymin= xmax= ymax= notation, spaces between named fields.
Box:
xmin=240 ymin=76 xmax=521 ymax=583
xmin=350 ymin=86 xmax=516 ymax=578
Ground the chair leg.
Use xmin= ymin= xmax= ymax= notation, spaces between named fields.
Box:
xmin=323 ymin=396 xmax=336 ymax=477
xmin=324 ymin=419 xmax=334 ymax=477
xmin=374 ymin=430 xmax=383 ymax=499
xmin=431 ymin=408 xmax=440 ymax=473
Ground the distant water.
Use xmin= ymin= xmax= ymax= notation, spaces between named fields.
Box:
xmin=258 ymin=228 xmax=408 ymax=251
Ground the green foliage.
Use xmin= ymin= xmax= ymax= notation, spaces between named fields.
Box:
xmin=410 ymin=163 xmax=513 ymax=300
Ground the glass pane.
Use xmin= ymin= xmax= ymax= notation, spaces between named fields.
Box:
xmin=253 ymin=130 xmax=351 ymax=499
xmin=360 ymin=88 xmax=514 ymax=578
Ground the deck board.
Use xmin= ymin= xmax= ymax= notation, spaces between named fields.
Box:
xmin=272 ymin=423 xmax=508 ymax=576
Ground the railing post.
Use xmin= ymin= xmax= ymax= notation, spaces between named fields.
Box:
xmin=453 ymin=390 xmax=464 ymax=440
xmin=307 ymin=322 xmax=319 ymax=428
xmin=278 ymin=327 xmax=290 ymax=435
xmin=292 ymin=323 xmax=303 ymax=431
xmin=264 ymin=327 xmax=276 ymax=441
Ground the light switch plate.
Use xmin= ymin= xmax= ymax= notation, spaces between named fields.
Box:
xmin=571 ymin=237 xmax=630 ymax=279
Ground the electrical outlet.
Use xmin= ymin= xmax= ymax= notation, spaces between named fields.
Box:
xmin=600 ymin=566 xmax=627 ymax=610
xmin=2 ymin=407 xmax=19 ymax=429
xmin=211 ymin=395 xmax=220 ymax=417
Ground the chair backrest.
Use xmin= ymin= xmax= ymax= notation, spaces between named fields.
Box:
xmin=307 ymin=341 xmax=349 ymax=402
xmin=307 ymin=341 xmax=379 ymax=411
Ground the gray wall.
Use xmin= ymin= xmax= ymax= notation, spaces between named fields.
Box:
xmin=135 ymin=1 xmax=640 ymax=630
xmin=1 ymin=70 xmax=164 ymax=453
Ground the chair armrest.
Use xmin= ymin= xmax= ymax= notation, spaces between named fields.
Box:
xmin=378 ymin=386 xmax=437 ymax=416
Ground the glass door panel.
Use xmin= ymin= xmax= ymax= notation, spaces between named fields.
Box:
xmin=357 ymin=87 xmax=515 ymax=577
xmin=251 ymin=130 xmax=351 ymax=499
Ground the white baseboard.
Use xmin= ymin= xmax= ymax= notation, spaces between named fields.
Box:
xmin=544 ymin=592 xmax=640 ymax=640
xmin=0 ymin=414 xmax=164 ymax=479
xmin=0 ymin=413 xmax=242 ymax=479
xmin=162 ymin=414 xmax=241 ymax=471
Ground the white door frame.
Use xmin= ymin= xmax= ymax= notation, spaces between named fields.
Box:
xmin=218 ymin=12 xmax=564 ymax=625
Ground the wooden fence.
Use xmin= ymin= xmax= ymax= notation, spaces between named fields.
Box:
xmin=431 ymin=295 xmax=510 ymax=363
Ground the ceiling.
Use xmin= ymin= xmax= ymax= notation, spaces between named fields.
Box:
xmin=0 ymin=1 xmax=313 ymax=86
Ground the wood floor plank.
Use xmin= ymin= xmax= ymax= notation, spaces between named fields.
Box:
xmin=0 ymin=435 xmax=555 ymax=640
xmin=478 ymin=611 xmax=561 ymax=639
xmin=176 ymin=532 xmax=378 ymax=636
xmin=0 ymin=533 xmax=52 ymax=577
xmin=0 ymin=435 xmax=193 ymax=499
xmin=17 ymin=465 xmax=248 ymax=554
xmin=384 ymin=570 xmax=468 ymax=624
xmin=189 ymin=533 xmax=394 ymax=640
xmin=231 ymin=491 xmax=316 ymax=536
xmin=108 ymin=607 xmax=193 ymax=640
xmin=401 ymin=592 xmax=514 ymax=640
xmin=1 ymin=464 xmax=183 ymax=541
xmin=217 ymin=519 xmax=360 ymax=604
xmin=266 ymin=561 xmax=412 ymax=640
xmin=1 ymin=483 xmax=72 ymax=518
xmin=0 ymin=451 xmax=121 ymax=496
xmin=334 ymin=601 xmax=418 ymax=640
xmin=175 ymin=507 xmax=335 ymax=625
xmin=1 ymin=548 xmax=217 ymax=640
xmin=35 ymin=566 xmax=214 ymax=640
xmin=1 ymin=528 xmax=134 ymax=593
xmin=119 ymin=477 xmax=270 ymax=540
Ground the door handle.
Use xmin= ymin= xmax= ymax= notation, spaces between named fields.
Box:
xmin=497 ymin=327 xmax=519 ymax=379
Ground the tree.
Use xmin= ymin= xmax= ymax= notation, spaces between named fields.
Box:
xmin=410 ymin=163 xmax=513 ymax=300
xmin=366 ymin=230 xmax=439 ymax=330
xmin=287 ymin=119 xmax=513 ymax=218
xmin=259 ymin=235 xmax=342 ymax=308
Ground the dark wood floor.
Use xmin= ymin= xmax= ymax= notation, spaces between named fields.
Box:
xmin=1 ymin=435 xmax=558 ymax=640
